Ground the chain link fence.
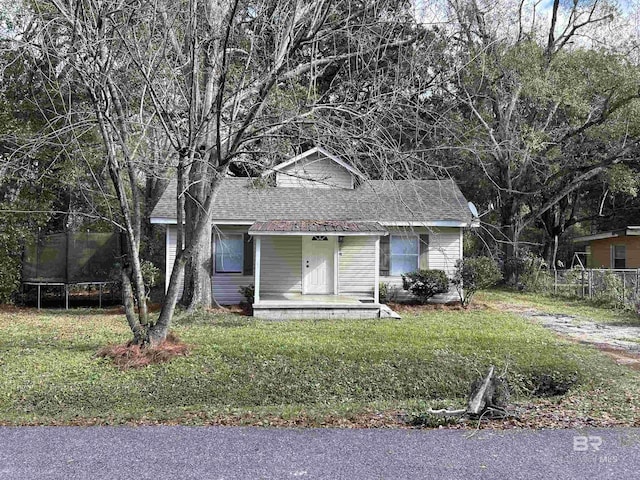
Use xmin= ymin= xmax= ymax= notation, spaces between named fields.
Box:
xmin=552 ymin=269 xmax=640 ymax=310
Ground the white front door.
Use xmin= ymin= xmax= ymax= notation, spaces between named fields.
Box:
xmin=302 ymin=236 xmax=335 ymax=294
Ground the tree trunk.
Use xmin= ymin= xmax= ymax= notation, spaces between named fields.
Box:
xmin=501 ymin=206 xmax=522 ymax=284
xmin=149 ymin=251 xmax=186 ymax=345
xmin=152 ymin=176 xmax=225 ymax=344
xmin=183 ymin=220 xmax=212 ymax=310
xmin=181 ymin=150 xmax=214 ymax=309
xmin=121 ymin=266 xmax=146 ymax=344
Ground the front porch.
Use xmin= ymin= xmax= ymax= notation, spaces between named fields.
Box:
xmin=248 ymin=220 xmax=388 ymax=319
xmin=253 ymin=292 xmax=381 ymax=320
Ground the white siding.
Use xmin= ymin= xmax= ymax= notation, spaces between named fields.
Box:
xmin=166 ymin=225 xmax=254 ymax=305
xmin=381 ymin=227 xmax=462 ymax=303
xmin=213 ymin=274 xmax=254 ymax=304
xmin=338 ymin=236 xmax=376 ymax=295
xmin=260 ymin=236 xmax=302 ymax=293
xmin=428 ymin=227 xmax=461 ymax=277
xmin=165 ymin=226 xmax=184 ymax=296
xmin=276 ymin=152 xmax=353 ymax=189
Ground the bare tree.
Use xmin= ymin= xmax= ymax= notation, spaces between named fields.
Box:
xmin=14 ymin=0 xmax=423 ymax=344
xmin=442 ymin=0 xmax=640 ymax=269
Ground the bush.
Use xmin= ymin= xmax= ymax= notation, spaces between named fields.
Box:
xmin=140 ymin=260 xmax=161 ymax=301
xmin=379 ymin=282 xmax=389 ymax=303
xmin=239 ymin=284 xmax=255 ymax=304
xmin=593 ymin=270 xmax=625 ymax=308
xmin=452 ymin=257 xmax=502 ymax=307
xmin=519 ymin=255 xmax=553 ymax=294
xmin=401 ymin=270 xmax=449 ymax=303
xmin=503 ymin=256 xmax=525 ymax=285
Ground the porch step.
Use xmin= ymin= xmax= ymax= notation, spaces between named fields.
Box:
xmin=379 ymin=304 xmax=401 ymax=319
xmin=253 ymin=303 xmax=381 ymax=320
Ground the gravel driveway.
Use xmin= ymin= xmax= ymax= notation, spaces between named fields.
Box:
xmin=520 ymin=310 xmax=640 ymax=368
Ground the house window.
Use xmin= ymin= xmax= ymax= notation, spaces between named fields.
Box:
xmin=311 ymin=236 xmax=329 ymax=241
xmin=390 ymin=236 xmax=419 ymax=276
xmin=612 ymin=245 xmax=626 ymax=269
xmin=215 ymin=234 xmax=243 ymax=273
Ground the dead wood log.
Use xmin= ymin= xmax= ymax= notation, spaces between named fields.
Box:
xmin=467 ymin=365 xmax=495 ymax=415
xmin=427 ymin=365 xmax=509 ymax=419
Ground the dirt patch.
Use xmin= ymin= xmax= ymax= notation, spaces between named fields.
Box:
xmin=387 ymin=301 xmax=490 ymax=314
xmin=96 ymin=332 xmax=189 ymax=369
xmin=593 ymin=346 xmax=640 ymax=371
xmin=490 ymin=302 xmax=537 ymax=313
xmin=205 ymin=304 xmax=252 ymax=316
xmin=0 ymin=304 xmax=29 ymax=313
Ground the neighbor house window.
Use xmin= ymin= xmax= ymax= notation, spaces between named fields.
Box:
xmin=390 ymin=236 xmax=419 ymax=276
xmin=612 ymin=245 xmax=626 ymax=269
xmin=215 ymin=234 xmax=243 ymax=273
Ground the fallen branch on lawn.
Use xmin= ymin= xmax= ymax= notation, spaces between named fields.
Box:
xmin=427 ymin=365 xmax=510 ymax=420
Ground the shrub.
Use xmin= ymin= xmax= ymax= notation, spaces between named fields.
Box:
xmin=593 ymin=270 xmax=625 ymax=308
xmin=401 ymin=269 xmax=449 ymax=303
xmin=503 ymin=256 xmax=525 ymax=285
xmin=452 ymin=257 xmax=502 ymax=307
xmin=239 ymin=284 xmax=255 ymax=304
xmin=519 ymin=255 xmax=553 ymax=294
xmin=379 ymin=282 xmax=389 ymax=303
xmin=140 ymin=260 xmax=161 ymax=301
xmin=0 ymin=250 xmax=21 ymax=303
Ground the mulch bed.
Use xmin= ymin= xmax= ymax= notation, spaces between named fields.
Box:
xmin=386 ymin=301 xmax=490 ymax=314
xmin=96 ymin=332 xmax=189 ymax=369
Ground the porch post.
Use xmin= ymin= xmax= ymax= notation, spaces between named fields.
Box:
xmin=374 ymin=236 xmax=380 ymax=303
xmin=254 ymin=236 xmax=261 ymax=304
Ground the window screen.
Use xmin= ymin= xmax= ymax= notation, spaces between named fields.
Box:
xmin=390 ymin=236 xmax=419 ymax=276
xmin=215 ymin=235 xmax=244 ymax=273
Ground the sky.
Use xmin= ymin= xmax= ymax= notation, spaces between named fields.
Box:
xmin=413 ymin=0 xmax=640 ymax=56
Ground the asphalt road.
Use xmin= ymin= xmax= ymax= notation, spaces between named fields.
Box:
xmin=1 ymin=426 xmax=639 ymax=479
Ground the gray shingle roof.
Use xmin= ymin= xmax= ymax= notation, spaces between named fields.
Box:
xmin=150 ymin=178 xmax=473 ymax=224
xmin=249 ymin=220 xmax=387 ymax=234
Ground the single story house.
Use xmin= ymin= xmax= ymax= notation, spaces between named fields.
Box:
xmin=151 ymin=147 xmax=478 ymax=319
xmin=573 ymin=226 xmax=640 ymax=269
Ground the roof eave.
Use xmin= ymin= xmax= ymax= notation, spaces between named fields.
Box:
xmin=572 ymin=232 xmax=619 ymax=242
xmin=249 ymin=231 xmax=387 ymax=236
xmin=380 ymin=220 xmax=473 ymax=228
xmin=150 ymin=217 xmax=177 ymax=225
xmin=153 ymin=218 xmax=473 ymax=227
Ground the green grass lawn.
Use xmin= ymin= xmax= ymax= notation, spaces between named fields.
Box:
xmin=0 ymin=302 xmax=639 ymax=427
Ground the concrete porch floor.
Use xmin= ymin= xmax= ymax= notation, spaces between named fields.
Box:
xmin=253 ymin=292 xmax=381 ymax=320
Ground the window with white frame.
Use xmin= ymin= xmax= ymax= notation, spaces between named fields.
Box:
xmin=390 ymin=235 xmax=419 ymax=276
xmin=612 ymin=245 xmax=626 ymax=269
xmin=215 ymin=234 xmax=244 ymax=273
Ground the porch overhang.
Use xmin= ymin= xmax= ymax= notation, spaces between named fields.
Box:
xmin=248 ymin=220 xmax=388 ymax=236
xmin=250 ymin=220 xmax=384 ymax=307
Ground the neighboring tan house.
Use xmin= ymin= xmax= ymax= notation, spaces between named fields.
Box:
xmin=150 ymin=147 xmax=478 ymax=319
xmin=573 ymin=226 xmax=640 ymax=269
